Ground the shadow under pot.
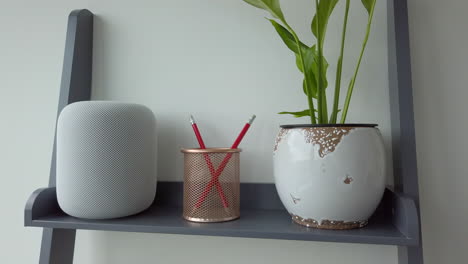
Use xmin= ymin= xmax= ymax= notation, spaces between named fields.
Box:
xmin=273 ymin=124 xmax=386 ymax=230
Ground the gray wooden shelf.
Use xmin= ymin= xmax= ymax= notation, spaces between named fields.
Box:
xmin=25 ymin=182 xmax=419 ymax=246
xmin=25 ymin=1 xmax=424 ymax=263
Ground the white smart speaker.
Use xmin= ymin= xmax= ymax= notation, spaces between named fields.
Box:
xmin=56 ymin=101 xmax=157 ymax=219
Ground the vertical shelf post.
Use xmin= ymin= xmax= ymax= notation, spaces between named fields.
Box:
xmin=39 ymin=9 xmax=93 ymax=264
xmin=387 ymin=0 xmax=423 ymax=263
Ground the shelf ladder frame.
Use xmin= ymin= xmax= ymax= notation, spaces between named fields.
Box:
xmin=38 ymin=1 xmax=423 ymax=263
xmin=388 ymin=0 xmax=423 ymax=263
xmin=39 ymin=9 xmax=93 ymax=264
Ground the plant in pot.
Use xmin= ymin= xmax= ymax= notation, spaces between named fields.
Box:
xmin=243 ymin=0 xmax=385 ymax=229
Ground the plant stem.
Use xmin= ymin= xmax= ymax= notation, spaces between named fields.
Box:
xmin=330 ymin=0 xmax=350 ymax=123
xmin=315 ymin=0 xmax=327 ymax=124
xmin=340 ymin=0 xmax=376 ymax=123
xmin=285 ymin=23 xmax=317 ymax=124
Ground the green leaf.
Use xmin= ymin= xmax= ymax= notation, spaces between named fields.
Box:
xmin=301 ymin=77 xmax=317 ymax=99
xmin=295 ymin=54 xmax=304 ymax=72
xmin=298 ymin=48 xmax=317 ymax=98
xmin=266 ymin=20 xmax=330 ymax=102
xmin=279 ymin=109 xmax=316 ymax=118
xmin=303 ymin=47 xmax=319 ymax=98
xmin=243 ymin=0 xmax=285 ymax=21
xmin=330 ymin=0 xmax=350 ymax=124
xmin=268 ymin=19 xmax=308 ymax=54
xmin=302 ymin=79 xmax=308 ymax=95
xmin=294 ymin=46 xmax=330 ymax=99
xmin=312 ymin=0 xmax=339 ymax=47
xmin=340 ymin=0 xmax=377 ymax=123
xmin=329 ymin=109 xmax=342 ymax=123
xmin=361 ymin=0 xmax=376 ymax=14
xmin=267 ymin=20 xmax=325 ymax=100
xmin=309 ymin=49 xmax=329 ymax=89
xmin=312 ymin=0 xmax=337 ymax=123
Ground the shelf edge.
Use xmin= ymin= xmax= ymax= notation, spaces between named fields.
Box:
xmin=25 ymin=183 xmax=420 ymax=246
xmin=25 ymin=187 xmax=60 ymax=226
xmin=392 ymin=191 xmax=420 ymax=245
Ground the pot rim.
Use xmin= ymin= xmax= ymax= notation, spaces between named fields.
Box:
xmin=181 ymin=148 xmax=242 ymax=153
xmin=280 ymin=123 xmax=378 ymax=129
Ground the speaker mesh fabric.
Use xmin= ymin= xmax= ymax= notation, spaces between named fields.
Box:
xmin=56 ymin=101 xmax=157 ymax=219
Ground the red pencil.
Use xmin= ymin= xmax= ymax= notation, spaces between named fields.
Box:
xmin=195 ymin=115 xmax=256 ymax=208
xmin=190 ymin=115 xmax=229 ymax=208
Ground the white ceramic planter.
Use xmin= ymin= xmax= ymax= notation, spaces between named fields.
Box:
xmin=273 ymin=124 xmax=386 ymax=229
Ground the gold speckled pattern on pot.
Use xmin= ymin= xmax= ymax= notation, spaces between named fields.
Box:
xmin=302 ymin=127 xmax=355 ymax=158
xmin=273 ymin=128 xmax=290 ymax=152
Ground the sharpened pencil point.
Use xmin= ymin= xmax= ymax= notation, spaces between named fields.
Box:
xmin=190 ymin=115 xmax=195 ymax=125
xmin=248 ymin=115 xmax=256 ymax=125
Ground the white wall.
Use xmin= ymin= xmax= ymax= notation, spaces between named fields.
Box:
xmin=2 ymin=0 xmax=465 ymax=263
xmin=408 ymin=0 xmax=468 ymax=263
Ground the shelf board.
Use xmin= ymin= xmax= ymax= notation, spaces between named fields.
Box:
xmin=25 ymin=182 xmax=419 ymax=246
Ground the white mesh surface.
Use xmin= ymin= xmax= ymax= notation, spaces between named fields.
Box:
xmin=56 ymin=101 xmax=157 ymax=219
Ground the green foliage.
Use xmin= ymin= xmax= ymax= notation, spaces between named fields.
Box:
xmin=243 ymin=0 xmax=285 ymax=21
xmin=340 ymin=0 xmax=377 ymax=122
xmin=330 ymin=0 xmax=350 ymax=123
xmin=312 ymin=0 xmax=339 ymax=123
xmin=361 ymin=0 xmax=376 ymax=14
xmin=242 ymin=0 xmax=377 ymax=124
xmin=312 ymin=0 xmax=339 ymax=47
xmin=278 ymin=109 xmax=315 ymax=118
xmin=268 ymin=19 xmax=307 ymax=54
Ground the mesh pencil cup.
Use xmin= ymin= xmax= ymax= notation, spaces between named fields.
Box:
xmin=181 ymin=148 xmax=241 ymax=222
